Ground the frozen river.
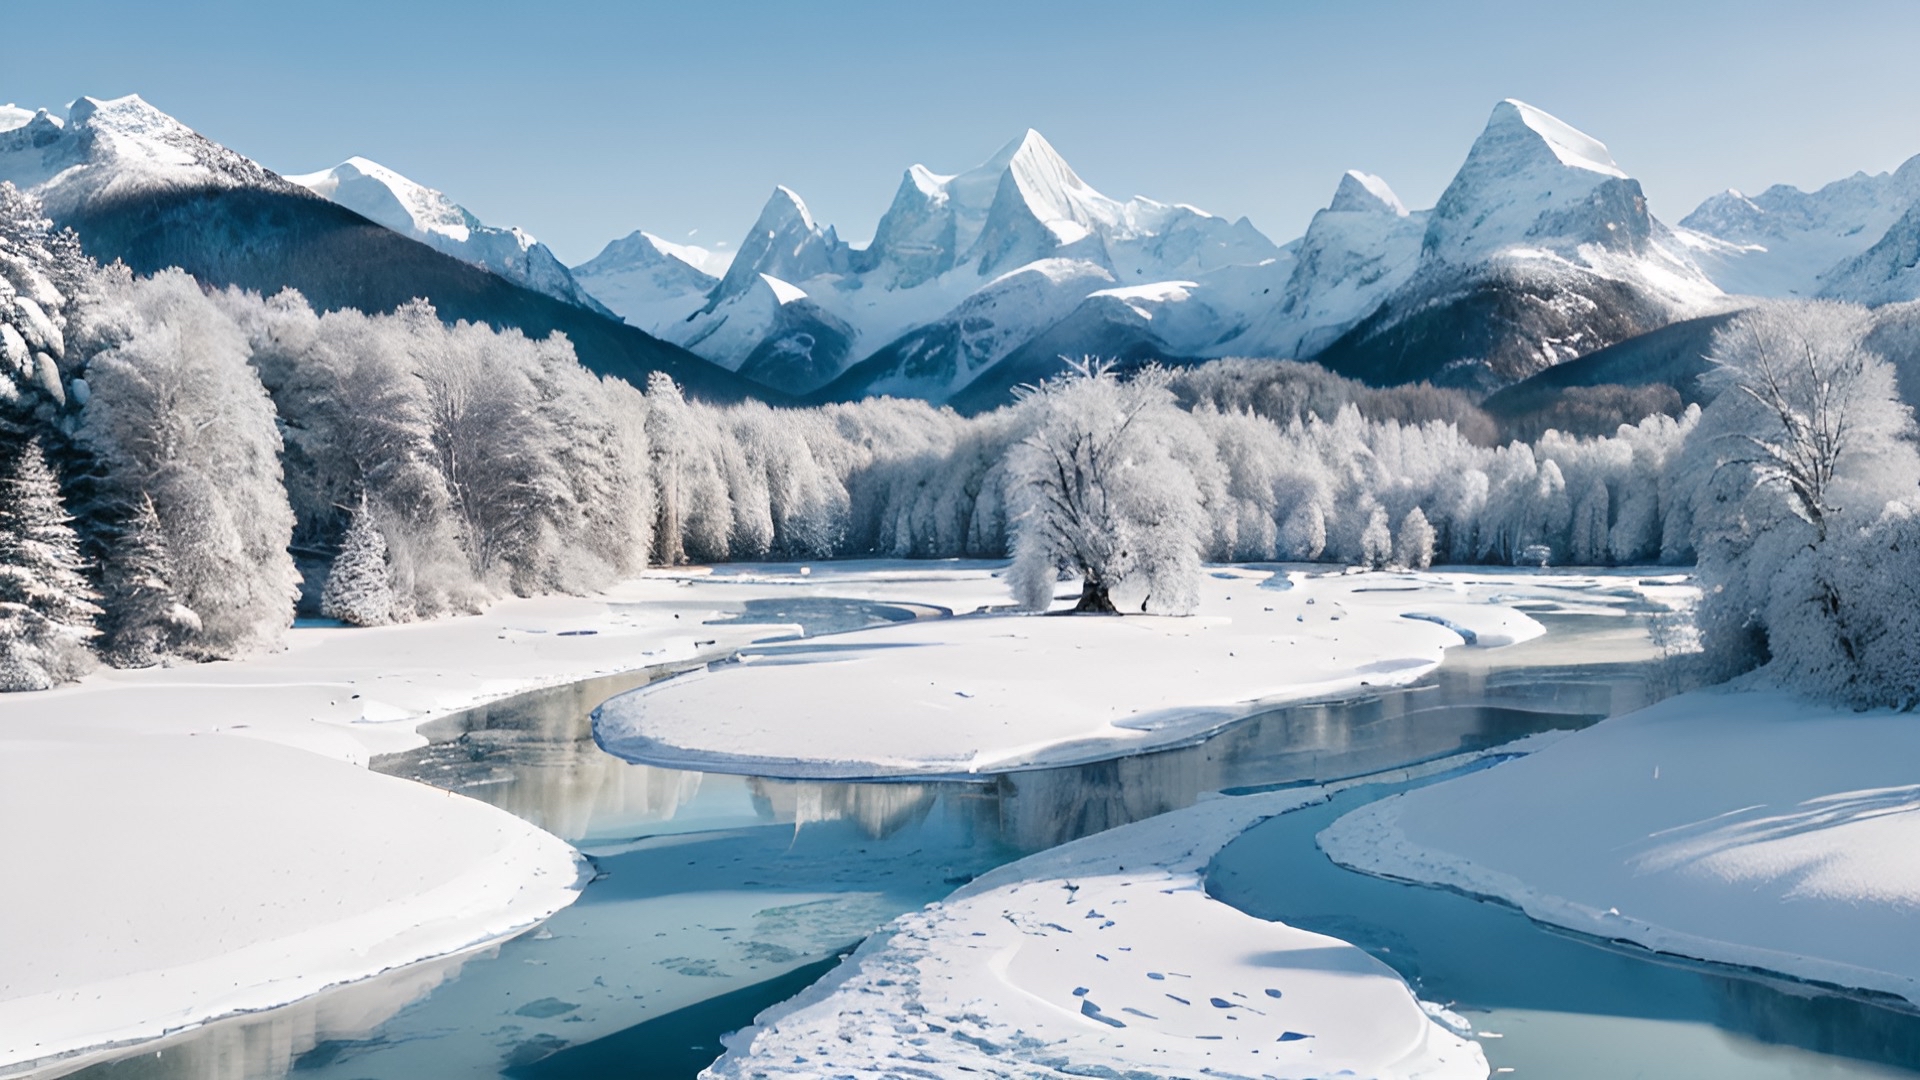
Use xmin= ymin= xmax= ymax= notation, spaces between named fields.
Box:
xmin=53 ymin=576 xmax=1920 ymax=1080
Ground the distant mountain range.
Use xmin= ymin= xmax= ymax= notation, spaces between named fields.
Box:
xmin=0 ymin=95 xmax=768 ymax=403
xmin=6 ymin=93 xmax=1920 ymax=411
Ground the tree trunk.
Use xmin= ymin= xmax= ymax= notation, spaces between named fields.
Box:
xmin=1073 ymin=577 xmax=1118 ymax=613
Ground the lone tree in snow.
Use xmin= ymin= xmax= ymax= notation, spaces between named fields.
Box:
xmin=1006 ymin=359 xmax=1205 ymax=614
xmin=0 ymin=436 xmax=99 ymax=689
xmin=322 ymin=498 xmax=395 ymax=627
xmin=98 ymin=492 xmax=198 ymax=666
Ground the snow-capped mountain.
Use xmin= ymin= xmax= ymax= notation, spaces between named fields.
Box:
xmin=1817 ymin=201 xmax=1920 ymax=305
xmin=1312 ymin=99 xmax=1724 ymax=392
xmin=601 ymin=130 xmax=1287 ymax=400
xmin=0 ymin=93 xmax=768 ymax=403
xmin=1674 ymin=157 xmax=1920 ymax=298
xmin=596 ymin=106 xmax=1732 ymax=406
xmin=1216 ymin=171 xmax=1424 ymax=361
xmin=571 ymin=230 xmax=722 ymax=332
xmin=0 ymin=94 xmax=303 ymax=216
xmin=288 ymin=157 xmax=613 ymax=316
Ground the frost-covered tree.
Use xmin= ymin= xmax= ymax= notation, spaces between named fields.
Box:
xmin=0 ymin=183 xmax=93 ymax=412
xmin=1005 ymin=360 xmax=1206 ymax=614
xmin=1703 ymin=302 xmax=1914 ymax=541
xmin=97 ymin=492 xmax=198 ymax=666
xmin=77 ymin=270 xmax=299 ymax=658
xmin=321 ymin=498 xmax=394 ymax=627
xmin=1279 ymin=499 xmax=1327 ymax=561
xmin=1681 ymin=301 xmax=1920 ymax=686
xmin=1395 ymin=506 xmax=1435 ymax=570
xmin=1762 ymin=503 xmax=1920 ymax=708
xmin=0 ymin=436 xmax=98 ymax=689
xmin=1570 ymin=478 xmax=1611 ymax=566
xmin=1359 ymin=505 xmax=1393 ymax=569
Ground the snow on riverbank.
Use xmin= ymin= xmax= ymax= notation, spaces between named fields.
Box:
xmin=0 ymin=569 xmax=896 ymax=1073
xmin=597 ymin=568 xmax=1546 ymax=778
xmin=0 ymin=728 xmax=585 ymax=1071
xmin=705 ymin=779 xmax=1488 ymax=1080
xmin=1322 ymin=688 xmax=1920 ymax=1006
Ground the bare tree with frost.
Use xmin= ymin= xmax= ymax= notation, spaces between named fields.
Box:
xmin=1703 ymin=301 xmax=1911 ymax=541
xmin=1005 ymin=360 xmax=1205 ymax=614
xmin=1682 ymin=301 xmax=1920 ymax=688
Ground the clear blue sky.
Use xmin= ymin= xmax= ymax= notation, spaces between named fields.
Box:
xmin=9 ymin=0 xmax=1920 ymax=265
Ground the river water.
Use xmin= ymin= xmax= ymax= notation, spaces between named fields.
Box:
xmin=54 ymin=590 xmax=1920 ymax=1080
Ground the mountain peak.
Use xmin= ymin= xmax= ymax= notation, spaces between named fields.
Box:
xmin=66 ymin=93 xmax=172 ymax=135
xmin=760 ymin=184 xmax=818 ymax=231
xmin=287 ymin=155 xmax=481 ymax=243
xmin=1421 ymin=98 xmax=1654 ymax=266
xmin=1328 ymin=170 xmax=1408 ymax=216
xmin=1000 ymin=129 xmax=1088 ymax=197
xmin=0 ymin=104 xmax=36 ymax=134
xmin=1483 ymin=99 xmax=1626 ymax=179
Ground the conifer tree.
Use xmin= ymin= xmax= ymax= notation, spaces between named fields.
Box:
xmin=0 ymin=436 xmax=98 ymax=689
xmin=98 ymin=492 xmax=198 ymax=666
xmin=321 ymin=499 xmax=394 ymax=627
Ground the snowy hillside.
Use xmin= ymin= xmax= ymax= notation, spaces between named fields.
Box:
xmin=1216 ymin=170 xmax=1425 ymax=360
xmin=571 ymin=230 xmax=722 ymax=332
xmin=288 ymin=157 xmax=613 ymax=315
xmin=1820 ymin=202 xmax=1920 ymax=304
xmin=1675 ymin=157 xmax=1920 ymax=298
xmin=0 ymin=94 xmax=305 ymax=216
xmin=1313 ymin=99 xmax=1725 ymax=392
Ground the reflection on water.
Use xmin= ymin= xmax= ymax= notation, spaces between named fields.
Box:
xmin=30 ymin=945 xmax=484 ymax=1080
xmin=1210 ymin=780 xmax=1920 ymax=1079
xmin=55 ymin=600 xmax=1920 ymax=1080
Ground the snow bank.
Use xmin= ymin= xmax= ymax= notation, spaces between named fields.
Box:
xmin=705 ymin=784 xmax=1487 ymax=1080
xmin=0 ymin=723 xmax=584 ymax=1070
xmin=1322 ymin=688 xmax=1920 ymax=1006
xmin=597 ymin=569 xmax=1545 ymax=778
xmin=0 ymin=569 xmax=910 ymax=1072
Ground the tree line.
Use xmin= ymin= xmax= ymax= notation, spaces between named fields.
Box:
xmin=2 ymin=183 xmax=1916 ymax=707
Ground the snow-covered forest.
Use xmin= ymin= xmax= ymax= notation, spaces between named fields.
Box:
xmin=1 ymin=183 xmax=1916 ymax=704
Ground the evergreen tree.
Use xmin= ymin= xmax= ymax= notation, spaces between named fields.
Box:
xmin=0 ymin=436 xmax=99 ymax=689
xmin=98 ymin=492 xmax=198 ymax=666
xmin=321 ymin=499 xmax=394 ymax=627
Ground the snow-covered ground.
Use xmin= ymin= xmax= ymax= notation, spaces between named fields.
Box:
xmin=597 ymin=568 xmax=1547 ymax=778
xmin=705 ymin=765 xmax=1505 ymax=1080
xmin=1322 ymin=688 xmax=1920 ymax=1007
xmin=0 ymin=570 xmax=899 ymax=1073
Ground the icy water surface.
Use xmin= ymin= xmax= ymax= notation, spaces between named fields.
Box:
xmin=51 ymin=584 xmax=1920 ymax=1079
xmin=1211 ymin=781 xmax=1920 ymax=1078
